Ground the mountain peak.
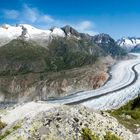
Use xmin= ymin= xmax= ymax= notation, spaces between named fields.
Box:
xmin=61 ymin=25 xmax=80 ymax=37
xmin=92 ymin=33 xmax=115 ymax=44
xmin=117 ymin=37 xmax=140 ymax=52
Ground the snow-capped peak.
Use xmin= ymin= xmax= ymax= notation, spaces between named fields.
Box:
xmin=92 ymin=33 xmax=114 ymax=44
xmin=51 ymin=27 xmax=65 ymax=37
xmin=117 ymin=37 xmax=140 ymax=52
xmin=0 ymin=24 xmax=66 ymax=47
xmin=0 ymin=24 xmax=11 ymax=29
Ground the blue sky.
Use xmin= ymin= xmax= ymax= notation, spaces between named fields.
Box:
xmin=0 ymin=0 xmax=140 ymax=39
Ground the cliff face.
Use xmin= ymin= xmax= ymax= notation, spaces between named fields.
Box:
xmin=0 ymin=56 xmax=114 ymax=103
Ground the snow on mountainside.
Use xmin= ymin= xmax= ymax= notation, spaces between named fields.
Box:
xmin=92 ymin=33 xmax=114 ymax=44
xmin=0 ymin=24 xmax=66 ymax=47
xmin=117 ymin=37 xmax=140 ymax=52
xmin=0 ymin=23 xmax=138 ymax=53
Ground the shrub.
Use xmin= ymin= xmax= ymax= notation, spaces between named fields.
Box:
xmin=81 ymin=128 xmax=122 ymax=140
xmin=0 ymin=119 xmax=6 ymax=130
xmin=81 ymin=128 xmax=99 ymax=140
xmin=0 ymin=122 xmax=21 ymax=140
xmin=104 ymin=132 xmax=122 ymax=140
xmin=110 ymin=95 xmax=140 ymax=132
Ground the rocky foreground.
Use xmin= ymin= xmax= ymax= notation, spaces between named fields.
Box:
xmin=0 ymin=102 xmax=139 ymax=140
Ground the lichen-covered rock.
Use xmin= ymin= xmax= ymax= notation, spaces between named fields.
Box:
xmin=2 ymin=105 xmax=135 ymax=140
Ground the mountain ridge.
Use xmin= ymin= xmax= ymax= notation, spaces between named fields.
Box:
xmin=117 ymin=37 xmax=140 ymax=52
xmin=0 ymin=23 xmax=127 ymax=76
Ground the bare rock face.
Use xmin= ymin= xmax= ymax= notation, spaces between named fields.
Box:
xmin=61 ymin=25 xmax=80 ymax=37
xmin=90 ymin=72 xmax=107 ymax=89
xmin=19 ymin=25 xmax=29 ymax=39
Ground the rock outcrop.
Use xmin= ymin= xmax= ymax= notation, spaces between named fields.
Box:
xmin=0 ymin=104 xmax=135 ymax=140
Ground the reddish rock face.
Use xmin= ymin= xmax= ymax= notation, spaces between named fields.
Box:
xmin=91 ymin=73 xmax=107 ymax=89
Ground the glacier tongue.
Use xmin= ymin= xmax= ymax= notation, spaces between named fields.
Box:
xmin=82 ymin=54 xmax=140 ymax=110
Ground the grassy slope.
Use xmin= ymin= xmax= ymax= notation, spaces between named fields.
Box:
xmin=110 ymin=95 xmax=140 ymax=133
xmin=0 ymin=37 xmax=126 ymax=76
xmin=0 ymin=39 xmax=48 ymax=75
xmin=0 ymin=38 xmax=102 ymax=75
xmin=45 ymin=38 xmax=102 ymax=71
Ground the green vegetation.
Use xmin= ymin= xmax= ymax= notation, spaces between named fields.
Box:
xmin=92 ymin=34 xmax=127 ymax=57
xmin=99 ymin=43 xmax=127 ymax=57
xmin=0 ymin=37 xmax=126 ymax=76
xmin=0 ymin=119 xmax=6 ymax=130
xmin=17 ymin=136 xmax=23 ymax=140
xmin=110 ymin=95 xmax=140 ymax=132
xmin=45 ymin=38 xmax=100 ymax=72
xmin=0 ymin=38 xmax=100 ymax=75
xmin=81 ymin=128 xmax=121 ymax=140
xmin=0 ymin=122 xmax=21 ymax=140
xmin=0 ymin=39 xmax=48 ymax=75
xmin=81 ymin=128 xmax=99 ymax=140
xmin=104 ymin=132 xmax=121 ymax=140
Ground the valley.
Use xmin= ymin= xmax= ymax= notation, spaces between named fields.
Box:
xmin=1 ymin=53 xmax=140 ymax=140
xmin=47 ymin=53 xmax=140 ymax=109
xmin=1 ymin=0 xmax=140 ymax=139
xmin=0 ymin=24 xmax=140 ymax=140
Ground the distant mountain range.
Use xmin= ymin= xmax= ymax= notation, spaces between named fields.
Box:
xmin=0 ymin=24 xmax=127 ymax=75
xmin=117 ymin=37 xmax=140 ymax=52
xmin=0 ymin=24 xmax=139 ymax=52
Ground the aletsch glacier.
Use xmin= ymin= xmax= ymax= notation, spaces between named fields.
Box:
xmin=47 ymin=53 xmax=140 ymax=110
xmin=0 ymin=24 xmax=140 ymax=110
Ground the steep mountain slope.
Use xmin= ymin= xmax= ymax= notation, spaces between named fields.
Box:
xmin=0 ymin=24 xmax=127 ymax=56
xmin=0 ymin=24 xmax=127 ymax=103
xmin=0 ymin=39 xmax=48 ymax=75
xmin=0 ymin=37 xmax=105 ymax=76
xmin=92 ymin=33 xmax=127 ymax=57
xmin=0 ymin=56 xmax=113 ymax=103
xmin=131 ymin=44 xmax=140 ymax=52
xmin=0 ymin=24 xmax=65 ymax=47
xmin=117 ymin=37 xmax=140 ymax=52
xmin=45 ymin=38 xmax=104 ymax=72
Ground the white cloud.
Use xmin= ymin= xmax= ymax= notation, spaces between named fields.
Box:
xmin=39 ymin=15 xmax=54 ymax=23
xmin=22 ymin=4 xmax=38 ymax=23
xmin=73 ymin=20 xmax=98 ymax=35
xmin=22 ymin=4 xmax=54 ymax=24
xmin=3 ymin=9 xmax=19 ymax=19
xmin=84 ymin=30 xmax=99 ymax=36
xmin=78 ymin=21 xmax=93 ymax=30
xmin=2 ymin=4 xmax=98 ymax=35
xmin=2 ymin=4 xmax=54 ymax=24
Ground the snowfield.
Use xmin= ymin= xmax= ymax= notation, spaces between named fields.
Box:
xmin=0 ymin=24 xmax=66 ymax=47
